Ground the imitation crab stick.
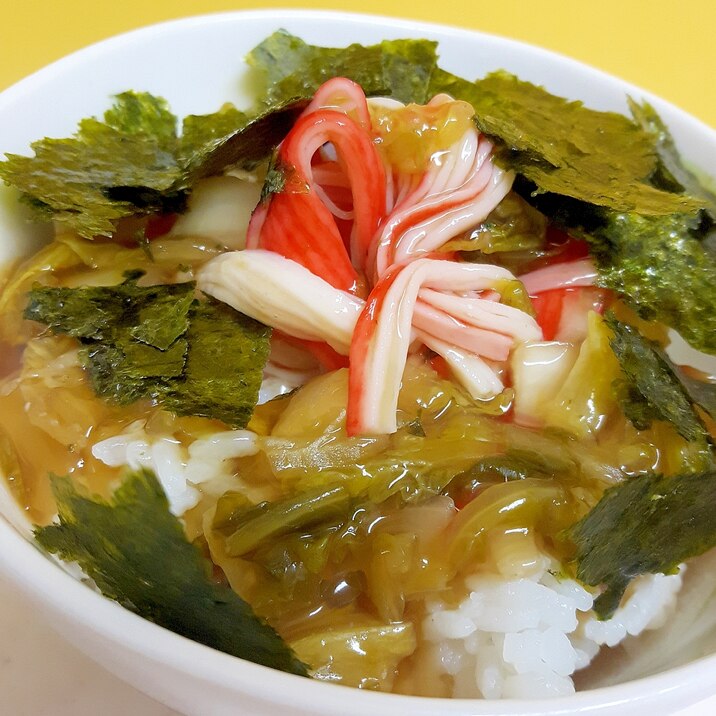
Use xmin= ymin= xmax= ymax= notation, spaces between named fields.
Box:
xmin=347 ymin=259 xmax=518 ymax=435
xmin=520 ymin=257 xmax=602 ymax=341
xmin=419 ymin=289 xmax=543 ymax=344
xmin=419 ymin=332 xmax=505 ymax=401
xmin=304 ymin=77 xmax=373 ymax=131
xmin=411 ymin=301 xmax=514 ymax=362
xmin=197 ymin=250 xmax=363 ymax=354
xmin=203 ymin=78 xmax=544 ymax=436
xmin=199 ymin=250 xmax=534 ymax=436
xmin=246 ymin=86 xmax=385 ymax=285
xmin=519 ymin=257 xmax=598 ymax=295
xmin=369 ymin=118 xmax=513 ymax=280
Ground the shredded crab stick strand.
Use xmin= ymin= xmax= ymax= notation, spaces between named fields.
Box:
xmin=420 ymin=288 xmax=543 ymax=343
xmin=243 ymin=118 xmax=369 ymax=292
xmin=310 ymin=162 xmax=354 ymax=221
xmin=391 ymin=165 xmax=513 ymax=267
xmin=370 ymin=134 xmax=485 ymax=275
xmin=245 ymin=182 xmax=357 ymax=292
xmin=304 ymin=77 xmax=372 ymax=130
xmin=197 ymin=250 xmax=363 ymax=354
xmin=241 ymin=79 xmax=384 ymax=366
xmin=369 ymin=128 xmax=513 ymax=280
xmin=247 ymin=90 xmax=385 ymax=282
xmin=347 ymin=259 xmax=518 ymax=435
xmin=280 ymin=110 xmax=385 ymax=272
xmin=401 ymin=98 xmax=492 ymax=203
xmin=418 ymin=331 xmax=505 ymax=400
xmin=520 ymin=257 xmax=598 ymax=295
xmin=411 ymin=301 xmax=513 ymax=361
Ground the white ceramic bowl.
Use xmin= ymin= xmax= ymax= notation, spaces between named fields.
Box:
xmin=1 ymin=10 xmax=715 ymax=716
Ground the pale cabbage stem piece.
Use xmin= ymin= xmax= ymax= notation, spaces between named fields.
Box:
xmin=197 ymin=249 xmax=364 ymax=354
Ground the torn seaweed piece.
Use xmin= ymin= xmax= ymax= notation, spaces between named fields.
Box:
xmin=183 ymin=99 xmax=307 ymax=183
xmin=178 ymin=105 xmax=250 ymax=163
xmin=103 ymin=91 xmax=178 ymax=152
xmin=85 ymin=339 xmax=187 ymax=406
xmin=570 ymin=468 xmax=716 ymax=618
xmin=428 ymin=69 xmax=702 ymax=216
xmin=163 ymin=299 xmax=271 ymax=427
xmin=247 ymin=30 xmax=439 ymax=106
xmin=675 ymin=369 xmax=716 ymax=422
xmin=24 ymin=276 xmax=270 ymax=427
xmin=0 ymin=92 xmax=184 ymax=239
xmin=516 ymin=189 xmax=716 ymax=356
xmin=259 ymin=151 xmax=289 ymax=204
xmin=605 ymin=314 xmax=709 ymax=443
xmin=35 ymin=469 xmax=308 ymax=675
xmin=629 ymin=98 xmax=716 ymax=220
xmin=0 ymin=92 xmax=303 ymax=239
xmin=25 ymin=273 xmax=195 ymax=347
xmin=131 ymin=289 xmax=195 ymax=351
xmin=590 ymin=212 xmax=716 ymax=355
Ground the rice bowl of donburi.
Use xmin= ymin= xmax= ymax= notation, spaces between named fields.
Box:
xmin=1 ymin=10 xmax=716 ymax=715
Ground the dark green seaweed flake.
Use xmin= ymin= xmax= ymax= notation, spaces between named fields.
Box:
xmin=24 ymin=276 xmax=270 ymax=427
xmin=605 ymin=314 xmax=709 ymax=443
xmin=35 ymin=469 xmax=308 ymax=675
xmin=571 ymin=469 xmax=716 ymax=618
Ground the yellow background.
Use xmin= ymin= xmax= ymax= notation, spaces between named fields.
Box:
xmin=0 ymin=0 xmax=715 ymax=128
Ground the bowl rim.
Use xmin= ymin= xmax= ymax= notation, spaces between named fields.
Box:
xmin=1 ymin=8 xmax=715 ymax=715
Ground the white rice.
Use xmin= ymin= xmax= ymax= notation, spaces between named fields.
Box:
xmin=422 ymin=560 xmax=683 ymax=699
xmin=92 ymin=423 xmax=259 ymax=515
